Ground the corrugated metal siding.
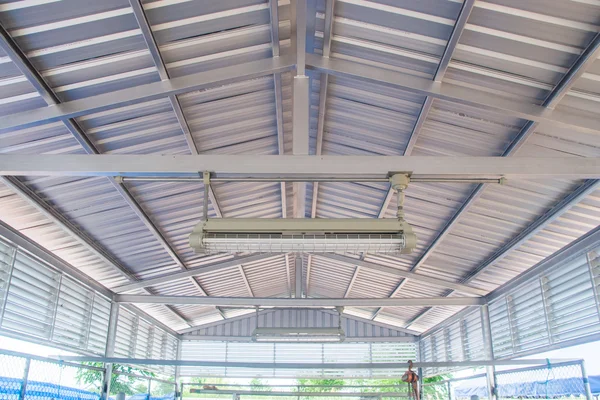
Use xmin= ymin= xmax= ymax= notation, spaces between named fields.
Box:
xmin=0 ymin=0 xmax=599 ymax=338
xmin=185 ymin=309 xmax=416 ymax=339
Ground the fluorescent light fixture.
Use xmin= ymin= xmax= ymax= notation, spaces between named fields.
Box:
xmin=252 ymin=327 xmax=346 ymax=343
xmin=189 ymin=218 xmax=417 ymax=254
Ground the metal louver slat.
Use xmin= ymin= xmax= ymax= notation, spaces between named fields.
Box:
xmin=2 ymin=252 xmax=60 ymax=339
xmin=179 ymin=341 xmax=416 ymax=378
xmin=53 ymin=277 xmax=94 ymax=347
xmin=115 ymin=308 xmax=137 ymax=357
xmin=0 ymin=240 xmax=16 ymax=322
xmin=88 ymin=296 xmax=111 ymax=354
xmin=543 ymin=254 xmax=600 ymax=345
xmin=463 ymin=311 xmax=484 ymax=361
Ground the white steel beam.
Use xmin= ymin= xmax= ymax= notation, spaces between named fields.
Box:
xmin=115 ymin=295 xmax=485 ymax=307
xmin=129 ymin=0 xmax=225 ymax=220
xmin=0 ymin=176 xmax=193 ymax=327
xmin=113 ymin=254 xmax=276 ymax=293
xmin=270 ymin=0 xmax=287 ymax=218
xmin=488 ymin=225 xmax=600 ymax=303
xmin=344 ymin=266 xmax=360 ymax=298
xmin=2 ymin=154 xmax=599 ymax=179
xmin=0 ymin=20 xmax=219 ymax=321
xmin=293 ymin=0 xmax=309 ymax=218
xmin=310 ymin=0 xmax=335 ymax=218
xmin=306 ymin=54 xmax=600 ymax=135
xmin=323 ymin=254 xmax=487 ymax=296
xmin=295 ymin=256 xmax=303 ymax=298
xmin=377 ymin=0 xmax=475 ymax=218
xmin=0 ymin=55 xmax=295 ymax=131
xmin=239 ymin=266 xmax=254 ymax=297
xmin=373 ymin=20 xmax=600 ymax=323
xmin=405 ymin=179 xmax=600 ymax=329
xmin=285 ymin=254 xmax=292 ymax=297
xmin=128 ymin=0 xmax=198 ymax=155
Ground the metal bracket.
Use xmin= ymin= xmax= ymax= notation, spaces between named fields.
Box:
xmin=202 ymin=171 xmax=211 ymax=221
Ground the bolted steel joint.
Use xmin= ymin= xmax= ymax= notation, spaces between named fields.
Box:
xmin=389 ymin=173 xmax=410 ymax=191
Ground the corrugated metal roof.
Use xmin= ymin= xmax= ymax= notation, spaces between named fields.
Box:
xmin=0 ymin=0 xmax=598 ymax=336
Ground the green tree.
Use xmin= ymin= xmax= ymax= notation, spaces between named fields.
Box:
xmin=182 ymin=377 xmax=226 ymax=397
xmin=75 ymin=363 xmax=156 ymax=395
xmin=250 ymin=378 xmax=271 ymax=392
xmin=296 ymin=378 xmax=346 ymax=392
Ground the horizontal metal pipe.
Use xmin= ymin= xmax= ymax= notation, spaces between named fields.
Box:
xmin=56 ymin=356 xmax=580 ymax=369
xmin=120 ymin=177 xmax=503 ymax=184
xmin=115 ymin=295 xmax=486 ymax=307
xmin=189 ymin=390 xmax=408 ymax=397
xmin=0 ymin=349 xmax=105 ymax=371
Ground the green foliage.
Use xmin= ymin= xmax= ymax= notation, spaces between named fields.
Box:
xmin=250 ymin=378 xmax=271 ymax=392
xmin=152 ymin=380 xmax=177 ymax=396
xmin=296 ymin=378 xmax=346 ymax=392
xmin=182 ymin=377 xmax=226 ymax=397
xmin=75 ymin=363 xmax=156 ymax=395
xmin=423 ymin=375 xmax=447 ymax=384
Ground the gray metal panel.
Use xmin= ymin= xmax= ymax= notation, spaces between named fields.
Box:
xmin=184 ymin=308 xmax=416 ymax=339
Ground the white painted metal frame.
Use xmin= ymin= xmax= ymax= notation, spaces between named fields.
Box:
xmin=115 ymin=295 xmax=485 ymax=307
xmin=2 ymin=155 xmax=599 ymax=178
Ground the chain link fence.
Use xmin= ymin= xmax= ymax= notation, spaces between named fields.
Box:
xmin=423 ymin=360 xmax=591 ymax=400
xmin=495 ymin=361 xmax=588 ymax=399
xmin=0 ymin=350 xmax=594 ymax=400
xmin=0 ymin=351 xmax=103 ymax=400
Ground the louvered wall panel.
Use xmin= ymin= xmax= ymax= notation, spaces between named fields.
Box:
xmin=419 ymin=308 xmax=486 ymax=377
xmin=487 ymin=245 xmax=600 ymax=359
xmin=115 ymin=307 xmax=137 ymax=358
xmin=506 ymin=280 xmax=549 ymax=353
xmin=544 ymin=254 xmax=600 ymax=342
xmin=88 ymin=295 xmax=111 ymax=355
xmin=114 ymin=306 xmax=178 ymax=374
xmin=52 ymin=276 xmax=95 ymax=348
xmin=489 ymin=299 xmax=512 ymax=358
xmin=0 ymin=239 xmax=15 ymax=315
xmin=463 ymin=310 xmax=485 ymax=361
xmin=180 ymin=341 xmax=417 ymax=378
xmin=2 ymin=252 xmax=60 ymax=339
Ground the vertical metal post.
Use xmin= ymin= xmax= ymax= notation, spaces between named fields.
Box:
xmin=18 ymin=358 xmax=31 ymax=400
xmin=0 ymin=245 xmax=18 ymax=326
xmin=417 ymin=368 xmax=423 ymax=400
xmin=446 ymin=381 xmax=451 ymax=400
xmin=174 ymin=339 xmax=182 ymax=400
xmin=147 ymin=378 xmax=152 ymax=400
xmin=480 ymin=304 xmax=497 ymax=400
xmin=101 ymin=302 xmax=120 ymax=400
xmin=203 ymin=172 xmax=210 ymax=220
xmin=295 ymin=255 xmax=303 ymax=298
xmin=580 ymin=360 xmax=593 ymax=400
xmin=179 ymin=383 xmax=184 ymax=400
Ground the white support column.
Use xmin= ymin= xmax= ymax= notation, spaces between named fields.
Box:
xmin=480 ymin=304 xmax=497 ymax=400
xmin=101 ymin=302 xmax=120 ymax=400
xmin=174 ymin=340 xmax=182 ymax=400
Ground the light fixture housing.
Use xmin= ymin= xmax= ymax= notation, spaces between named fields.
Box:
xmin=189 ymin=218 xmax=417 ymax=254
xmin=252 ymin=327 xmax=346 ymax=342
